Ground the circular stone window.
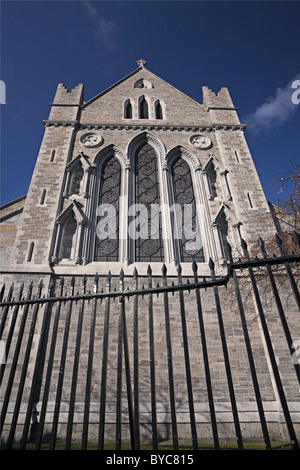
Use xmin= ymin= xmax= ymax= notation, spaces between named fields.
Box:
xmin=80 ymin=133 xmax=103 ymax=148
xmin=190 ymin=135 xmax=212 ymax=150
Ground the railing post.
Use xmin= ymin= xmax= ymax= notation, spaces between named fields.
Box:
xmin=50 ymin=275 xmax=75 ymax=450
xmin=35 ymin=277 xmax=64 ymax=450
xmin=82 ymin=273 xmax=99 ymax=450
xmin=258 ymin=236 xmax=300 ymax=385
xmin=177 ymin=263 xmax=198 ymax=450
xmin=98 ymin=271 xmax=112 ymax=450
xmin=116 ymin=269 xmax=124 ymax=450
xmin=121 ymin=269 xmax=135 ymax=450
xmin=242 ymin=238 xmax=299 ymax=450
xmin=147 ymin=264 xmax=158 ymax=450
xmin=192 ymin=260 xmax=219 ymax=450
xmin=0 ymin=283 xmax=24 ymax=386
xmin=7 ymin=279 xmax=43 ymax=449
xmin=227 ymin=242 xmax=271 ymax=450
xmin=133 ymin=267 xmax=140 ymax=450
xmin=0 ymin=281 xmax=33 ymax=442
xmin=162 ymin=263 xmax=178 ymax=450
xmin=209 ymin=258 xmax=244 ymax=450
xmin=65 ymin=274 xmax=87 ymax=449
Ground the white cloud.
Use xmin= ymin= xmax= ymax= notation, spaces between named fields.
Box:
xmin=243 ymin=72 xmax=300 ymax=133
xmin=83 ymin=1 xmax=118 ymax=53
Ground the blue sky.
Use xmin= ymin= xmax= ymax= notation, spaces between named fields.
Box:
xmin=1 ymin=0 xmax=299 ymax=207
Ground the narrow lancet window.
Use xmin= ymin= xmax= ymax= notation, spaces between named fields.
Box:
xmin=40 ymin=189 xmax=46 ymax=205
xmin=155 ymin=100 xmax=163 ymax=119
xmin=139 ymin=96 xmax=149 ymax=119
xmin=50 ymin=150 xmax=55 ymax=162
xmin=124 ymin=100 xmax=132 ymax=119
xmin=27 ymin=242 xmax=34 ymax=262
xmin=94 ymin=156 xmax=121 ymax=262
xmin=171 ymin=157 xmax=204 ymax=263
xmin=132 ymin=143 xmax=164 ymax=262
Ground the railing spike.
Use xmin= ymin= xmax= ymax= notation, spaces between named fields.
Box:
xmin=177 ymin=263 xmax=182 ymax=275
xmin=162 ymin=263 xmax=167 ymax=276
xmin=208 ymin=258 xmax=215 ymax=272
xmin=133 ymin=267 xmax=138 ymax=278
xmin=147 ymin=264 xmax=152 ymax=276
xmin=258 ymin=236 xmax=265 ymax=249
xmin=192 ymin=259 xmax=198 ymax=273
xmin=275 ymin=233 xmax=282 ymax=246
xmin=119 ymin=268 xmax=124 ymax=280
xmin=241 ymin=238 xmax=248 ymax=251
xmin=0 ymin=283 xmax=5 ymax=302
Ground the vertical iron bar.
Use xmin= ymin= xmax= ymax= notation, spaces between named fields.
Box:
xmin=162 ymin=264 xmax=178 ymax=450
xmin=65 ymin=274 xmax=87 ymax=450
xmin=147 ymin=265 xmax=158 ymax=450
xmin=122 ymin=278 xmax=135 ymax=450
xmin=0 ymin=282 xmax=14 ymax=338
xmin=242 ymin=239 xmax=299 ymax=450
xmin=227 ymin=242 xmax=271 ymax=450
xmin=98 ymin=271 xmax=112 ymax=450
xmin=82 ymin=273 xmax=99 ymax=450
xmin=0 ymin=283 xmax=24 ymax=386
xmin=21 ymin=277 xmax=55 ymax=449
xmin=35 ymin=277 xmax=64 ymax=449
xmin=209 ymin=258 xmax=244 ymax=450
xmin=192 ymin=261 xmax=219 ymax=450
xmin=258 ymin=237 xmax=300 ymax=384
xmin=50 ymin=276 xmax=75 ymax=450
xmin=177 ymin=263 xmax=198 ymax=450
xmin=133 ymin=267 xmax=140 ymax=450
xmin=6 ymin=280 xmax=43 ymax=450
xmin=0 ymin=282 xmax=33 ymax=438
xmin=116 ymin=270 xmax=124 ymax=450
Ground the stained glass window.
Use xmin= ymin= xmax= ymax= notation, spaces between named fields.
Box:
xmin=133 ymin=143 xmax=164 ymax=262
xmin=94 ymin=156 xmax=121 ymax=261
xmin=171 ymin=157 xmax=205 ymax=262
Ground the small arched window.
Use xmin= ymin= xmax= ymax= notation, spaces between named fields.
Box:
xmin=124 ymin=99 xmax=132 ymax=119
xmin=155 ymin=100 xmax=163 ymax=119
xmin=27 ymin=242 xmax=34 ymax=262
xmin=50 ymin=150 xmax=55 ymax=162
xmin=139 ymin=96 xmax=149 ymax=119
xmin=40 ymin=189 xmax=46 ymax=205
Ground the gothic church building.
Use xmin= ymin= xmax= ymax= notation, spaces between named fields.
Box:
xmin=1 ymin=61 xmax=299 ymax=448
xmin=1 ymin=59 xmax=276 ymax=275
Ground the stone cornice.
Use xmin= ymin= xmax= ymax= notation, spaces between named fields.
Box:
xmin=43 ymin=120 xmax=246 ymax=132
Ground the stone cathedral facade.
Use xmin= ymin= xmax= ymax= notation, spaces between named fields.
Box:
xmin=1 ymin=60 xmax=276 ymax=275
xmin=1 ymin=61 xmax=299 ymax=446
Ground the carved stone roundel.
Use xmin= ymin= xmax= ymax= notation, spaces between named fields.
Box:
xmin=80 ymin=133 xmax=103 ymax=148
xmin=190 ymin=135 xmax=212 ymax=150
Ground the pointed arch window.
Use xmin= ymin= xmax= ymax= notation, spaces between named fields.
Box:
xmin=94 ymin=156 xmax=121 ymax=261
xmin=61 ymin=211 xmax=77 ymax=260
xmin=131 ymin=143 xmax=164 ymax=262
xmin=139 ymin=95 xmax=149 ymax=119
xmin=155 ymin=100 xmax=163 ymax=119
xmin=170 ymin=157 xmax=205 ymax=263
xmin=124 ymin=99 xmax=132 ymax=119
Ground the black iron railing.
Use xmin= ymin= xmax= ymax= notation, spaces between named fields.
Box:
xmin=0 ymin=234 xmax=299 ymax=450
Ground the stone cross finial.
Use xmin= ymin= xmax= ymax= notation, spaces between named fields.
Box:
xmin=136 ymin=59 xmax=147 ymax=68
